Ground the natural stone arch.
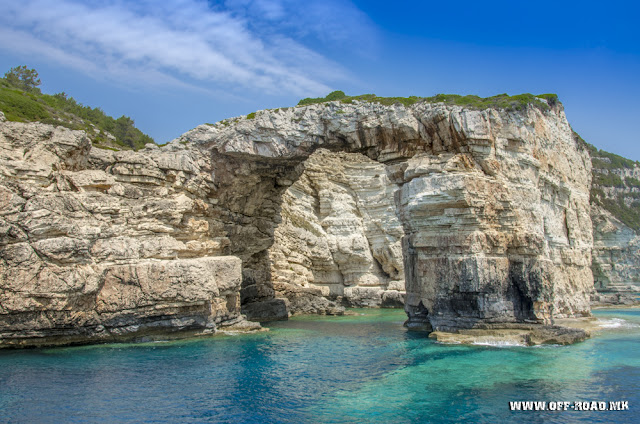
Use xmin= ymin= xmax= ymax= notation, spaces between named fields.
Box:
xmin=242 ymin=149 xmax=407 ymax=320
xmin=184 ymin=100 xmax=593 ymax=331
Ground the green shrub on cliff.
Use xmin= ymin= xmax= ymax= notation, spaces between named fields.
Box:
xmin=424 ymin=93 xmax=557 ymax=112
xmin=297 ymin=91 xmax=558 ymax=112
xmin=591 ymin=149 xmax=638 ymax=170
xmin=298 ymin=90 xmax=347 ymax=105
xmin=595 ymin=195 xmax=640 ymax=231
xmin=0 ymin=66 xmax=153 ymax=150
xmin=593 ymin=172 xmax=624 ymax=188
xmin=625 ymin=177 xmax=640 ymax=188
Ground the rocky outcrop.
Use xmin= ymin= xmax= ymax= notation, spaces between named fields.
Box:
xmin=429 ymin=324 xmax=590 ymax=346
xmin=395 ymin=106 xmax=593 ymax=330
xmin=0 ymin=98 xmax=603 ymax=347
xmin=591 ymin=207 xmax=640 ymax=293
xmin=0 ymin=115 xmax=258 ymax=347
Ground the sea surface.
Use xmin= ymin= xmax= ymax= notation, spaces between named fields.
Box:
xmin=0 ymin=308 xmax=638 ymax=423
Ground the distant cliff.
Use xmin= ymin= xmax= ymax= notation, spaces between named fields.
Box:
xmin=588 ymin=146 xmax=640 ymax=302
xmin=0 ymin=93 xmax=633 ymax=347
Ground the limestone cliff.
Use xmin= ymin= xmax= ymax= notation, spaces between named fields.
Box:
xmin=0 ymin=96 xmax=603 ymax=347
xmin=268 ymin=149 xmax=405 ymax=313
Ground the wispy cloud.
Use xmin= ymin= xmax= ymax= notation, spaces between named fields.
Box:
xmin=224 ymin=0 xmax=377 ymax=53
xmin=0 ymin=0 xmax=374 ymax=96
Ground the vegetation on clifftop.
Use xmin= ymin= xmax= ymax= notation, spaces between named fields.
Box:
xmin=0 ymin=66 xmax=153 ymax=150
xmin=298 ymin=91 xmax=558 ymax=112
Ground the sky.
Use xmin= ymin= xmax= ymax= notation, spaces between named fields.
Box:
xmin=0 ymin=0 xmax=639 ymax=160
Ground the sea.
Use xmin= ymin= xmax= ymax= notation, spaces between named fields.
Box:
xmin=0 ymin=308 xmax=638 ymax=423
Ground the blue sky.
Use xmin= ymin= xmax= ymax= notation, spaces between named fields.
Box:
xmin=0 ymin=0 xmax=639 ymax=160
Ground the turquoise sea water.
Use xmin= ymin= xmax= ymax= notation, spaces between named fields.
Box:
xmin=0 ymin=308 xmax=638 ymax=423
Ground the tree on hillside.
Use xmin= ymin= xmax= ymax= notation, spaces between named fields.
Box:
xmin=4 ymin=66 xmax=41 ymax=93
xmin=113 ymin=115 xmax=151 ymax=149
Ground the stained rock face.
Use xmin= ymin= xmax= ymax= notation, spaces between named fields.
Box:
xmin=396 ymin=107 xmax=594 ymax=330
xmin=0 ymin=99 xmax=604 ymax=347
xmin=592 ymin=206 xmax=640 ymax=288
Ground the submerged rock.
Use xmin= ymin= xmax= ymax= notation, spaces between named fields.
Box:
xmin=429 ymin=325 xmax=590 ymax=346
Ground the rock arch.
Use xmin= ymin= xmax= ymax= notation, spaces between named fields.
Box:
xmin=185 ymin=100 xmax=593 ymax=331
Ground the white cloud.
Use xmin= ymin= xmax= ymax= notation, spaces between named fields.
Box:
xmin=0 ymin=0 xmax=370 ymax=96
xmin=224 ymin=0 xmax=377 ymax=52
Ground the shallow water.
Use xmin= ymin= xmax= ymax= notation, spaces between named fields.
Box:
xmin=0 ymin=308 xmax=638 ymax=423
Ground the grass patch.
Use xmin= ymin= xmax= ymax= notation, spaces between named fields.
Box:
xmin=0 ymin=86 xmax=51 ymax=122
xmin=93 ymin=145 xmax=121 ymax=152
xmin=246 ymin=112 xmax=256 ymax=119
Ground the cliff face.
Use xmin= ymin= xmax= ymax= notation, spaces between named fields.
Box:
xmin=0 ymin=98 xmax=598 ymax=347
xmin=267 ymin=149 xmax=406 ymax=316
xmin=590 ymin=151 xmax=640 ymax=301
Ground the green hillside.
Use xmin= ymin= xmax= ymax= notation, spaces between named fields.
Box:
xmin=0 ymin=67 xmax=153 ymax=150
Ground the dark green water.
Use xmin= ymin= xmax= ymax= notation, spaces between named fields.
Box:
xmin=0 ymin=308 xmax=638 ymax=423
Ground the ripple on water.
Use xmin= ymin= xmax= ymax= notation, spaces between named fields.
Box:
xmin=597 ymin=318 xmax=640 ymax=329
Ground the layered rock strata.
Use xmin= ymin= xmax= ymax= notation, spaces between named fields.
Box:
xmin=0 ymin=113 xmax=257 ymax=347
xmin=0 ymin=98 xmax=600 ymax=346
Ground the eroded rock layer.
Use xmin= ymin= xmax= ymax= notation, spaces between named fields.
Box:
xmin=0 ymin=114 xmax=257 ymax=347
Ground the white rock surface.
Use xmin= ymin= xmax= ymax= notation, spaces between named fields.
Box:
xmin=589 ymin=154 xmax=640 ymax=304
xmin=182 ymin=100 xmax=594 ymax=330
